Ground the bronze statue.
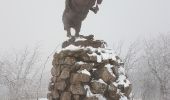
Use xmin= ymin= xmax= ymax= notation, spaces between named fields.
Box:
xmin=62 ymin=0 xmax=103 ymax=37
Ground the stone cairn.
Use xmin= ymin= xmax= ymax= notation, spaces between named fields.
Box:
xmin=47 ymin=35 xmax=132 ymax=100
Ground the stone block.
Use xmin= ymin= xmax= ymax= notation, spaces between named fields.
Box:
xmin=70 ymin=73 xmax=90 ymax=84
xmin=55 ymin=80 xmax=66 ymax=91
xmin=51 ymin=66 xmax=61 ymax=77
xmin=59 ymin=68 xmax=71 ymax=79
xmin=73 ymin=95 xmax=80 ymax=100
xmin=52 ymin=90 xmax=59 ymax=99
xmin=70 ymin=84 xmax=86 ymax=95
xmin=60 ymin=92 xmax=71 ymax=100
xmin=98 ymin=67 xmax=116 ymax=84
xmin=64 ymin=57 xmax=76 ymax=65
xmin=90 ymin=81 xmax=107 ymax=94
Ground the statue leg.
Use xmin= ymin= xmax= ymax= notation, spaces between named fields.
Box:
xmin=67 ymin=28 xmax=71 ymax=37
xmin=75 ymin=23 xmax=81 ymax=37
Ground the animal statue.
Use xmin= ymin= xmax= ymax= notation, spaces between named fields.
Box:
xmin=62 ymin=0 xmax=103 ymax=37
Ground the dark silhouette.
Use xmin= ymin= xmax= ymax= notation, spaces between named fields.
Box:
xmin=62 ymin=0 xmax=103 ymax=37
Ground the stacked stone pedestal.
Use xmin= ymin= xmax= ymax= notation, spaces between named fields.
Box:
xmin=47 ymin=35 xmax=132 ymax=100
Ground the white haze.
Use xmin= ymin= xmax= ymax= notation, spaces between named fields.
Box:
xmin=0 ymin=0 xmax=170 ymax=54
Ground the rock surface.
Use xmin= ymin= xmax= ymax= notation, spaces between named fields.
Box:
xmin=47 ymin=35 xmax=131 ymax=100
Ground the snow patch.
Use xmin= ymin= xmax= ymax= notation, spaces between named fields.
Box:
xmin=75 ymin=37 xmax=87 ymax=42
xmin=95 ymin=79 xmax=107 ymax=85
xmin=105 ymin=64 xmax=115 ymax=77
xmin=76 ymin=61 xmax=85 ymax=65
xmin=117 ymin=75 xmax=130 ymax=88
xmin=63 ymin=45 xmax=81 ymax=51
xmin=120 ymin=95 xmax=128 ymax=100
xmin=78 ymin=69 xmax=91 ymax=76
xmin=118 ymin=67 xmax=125 ymax=75
xmin=84 ymin=85 xmax=106 ymax=100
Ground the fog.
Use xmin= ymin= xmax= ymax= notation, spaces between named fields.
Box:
xmin=0 ymin=0 xmax=170 ymax=100
xmin=0 ymin=0 xmax=170 ymax=53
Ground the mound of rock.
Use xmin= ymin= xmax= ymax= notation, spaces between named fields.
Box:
xmin=47 ymin=35 xmax=132 ymax=100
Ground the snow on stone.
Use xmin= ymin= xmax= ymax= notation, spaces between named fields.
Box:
xmin=116 ymin=66 xmax=131 ymax=87
xmin=84 ymin=85 xmax=93 ymax=97
xmin=84 ymin=85 xmax=106 ymax=100
xmin=60 ymin=45 xmax=118 ymax=63
xmin=113 ymin=82 xmax=118 ymax=87
xmin=78 ymin=69 xmax=91 ymax=76
xmin=119 ymin=95 xmax=128 ymax=100
xmin=92 ymin=68 xmax=97 ymax=71
xmin=124 ymin=79 xmax=131 ymax=87
xmin=95 ymin=79 xmax=107 ymax=85
xmin=100 ymin=49 xmax=116 ymax=61
xmin=75 ymin=37 xmax=87 ymax=41
xmin=76 ymin=61 xmax=85 ymax=65
xmin=85 ymin=47 xmax=117 ymax=62
xmin=118 ymin=66 xmax=125 ymax=75
xmin=39 ymin=98 xmax=47 ymax=100
xmin=63 ymin=45 xmax=81 ymax=51
xmin=88 ymin=52 xmax=102 ymax=62
xmin=117 ymin=75 xmax=130 ymax=88
xmin=96 ymin=55 xmax=102 ymax=62
xmin=117 ymin=75 xmax=126 ymax=85
xmin=105 ymin=64 xmax=115 ymax=77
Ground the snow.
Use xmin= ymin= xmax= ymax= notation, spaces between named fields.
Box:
xmin=92 ymin=68 xmax=97 ymax=71
xmin=117 ymin=75 xmax=126 ymax=85
xmin=78 ymin=69 xmax=91 ymax=76
xmin=63 ymin=45 xmax=81 ymax=51
xmin=124 ymin=79 xmax=130 ymax=87
xmin=59 ymin=44 xmax=118 ymax=64
xmin=105 ymin=64 xmax=115 ymax=77
xmin=84 ymin=85 xmax=106 ymax=100
xmin=100 ymin=49 xmax=116 ymax=61
xmin=118 ymin=67 xmax=125 ymax=75
xmin=95 ymin=79 xmax=107 ymax=85
xmin=119 ymin=95 xmax=128 ymax=100
xmin=88 ymin=52 xmax=102 ymax=63
xmin=76 ymin=61 xmax=85 ymax=65
xmin=39 ymin=98 xmax=47 ymax=100
xmin=116 ymin=75 xmax=130 ymax=88
xmin=75 ymin=37 xmax=87 ymax=41
xmin=113 ymin=82 xmax=118 ymax=87
xmin=114 ymin=66 xmax=130 ymax=87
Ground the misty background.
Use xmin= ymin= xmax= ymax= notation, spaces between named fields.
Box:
xmin=0 ymin=0 xmax=170 ymax=100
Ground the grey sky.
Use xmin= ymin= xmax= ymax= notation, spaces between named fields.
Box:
xmin=0 ymin=0 xmax=170 ymax=54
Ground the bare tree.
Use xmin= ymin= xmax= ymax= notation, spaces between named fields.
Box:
xmin=0 ymin=47 xmax=43 ymax=100
xmin=142 ymin=34 xmax=170 ymax=100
